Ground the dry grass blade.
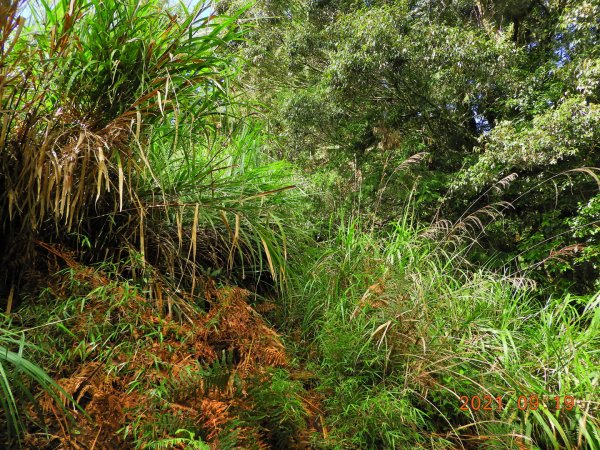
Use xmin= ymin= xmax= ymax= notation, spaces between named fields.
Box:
xmin=190 ymin=203 xmax=199 ymax=296
xmin=241 ymin=185 xmax=296 ymax=201
xmin=567 ymin=167 xmax=600 ymax=188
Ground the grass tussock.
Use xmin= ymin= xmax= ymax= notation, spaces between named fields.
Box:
xmin=0 ymin=0 xmax=294 ymax=295
xmin=287 ymin=218 xmax=600 ymax=449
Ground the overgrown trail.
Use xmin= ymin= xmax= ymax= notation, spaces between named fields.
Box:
xmin=1 ymin=0 xmax=599 ymax=449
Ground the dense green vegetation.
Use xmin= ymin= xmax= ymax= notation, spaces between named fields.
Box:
xmin=0 ymin=0 xmax=598 ymax=448
xmin=219 ymin=0 xmax=600 ymax=292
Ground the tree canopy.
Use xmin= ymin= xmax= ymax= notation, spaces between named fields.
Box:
xmin=220 ymin=0 xmax=600 ymax=291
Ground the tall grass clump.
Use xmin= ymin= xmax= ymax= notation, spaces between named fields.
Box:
xmin=1 ymin=0 xmax=297 ymax=293
xmin=290 ymin=214 xmax=600 ymax=448
xmin=0 ymin=0 xmax=302 ymax=443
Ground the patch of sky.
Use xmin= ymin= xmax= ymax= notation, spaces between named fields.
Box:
xmin=555 ymin=46 xmax=571 ymax=68
xmin=472 ymin=104 xmax=491 ymax=134
xmin=18 ymin=0 xmax=211 ymax=25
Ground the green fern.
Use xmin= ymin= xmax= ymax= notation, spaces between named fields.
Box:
xmin=200 ymin=349 xmax=237 ymax=394
xmin=145 ymin=429 xmax=210 ymax=449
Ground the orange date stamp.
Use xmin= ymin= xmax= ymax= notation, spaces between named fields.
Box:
xmin=459 ymin=394 xmax=579 ymax=412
